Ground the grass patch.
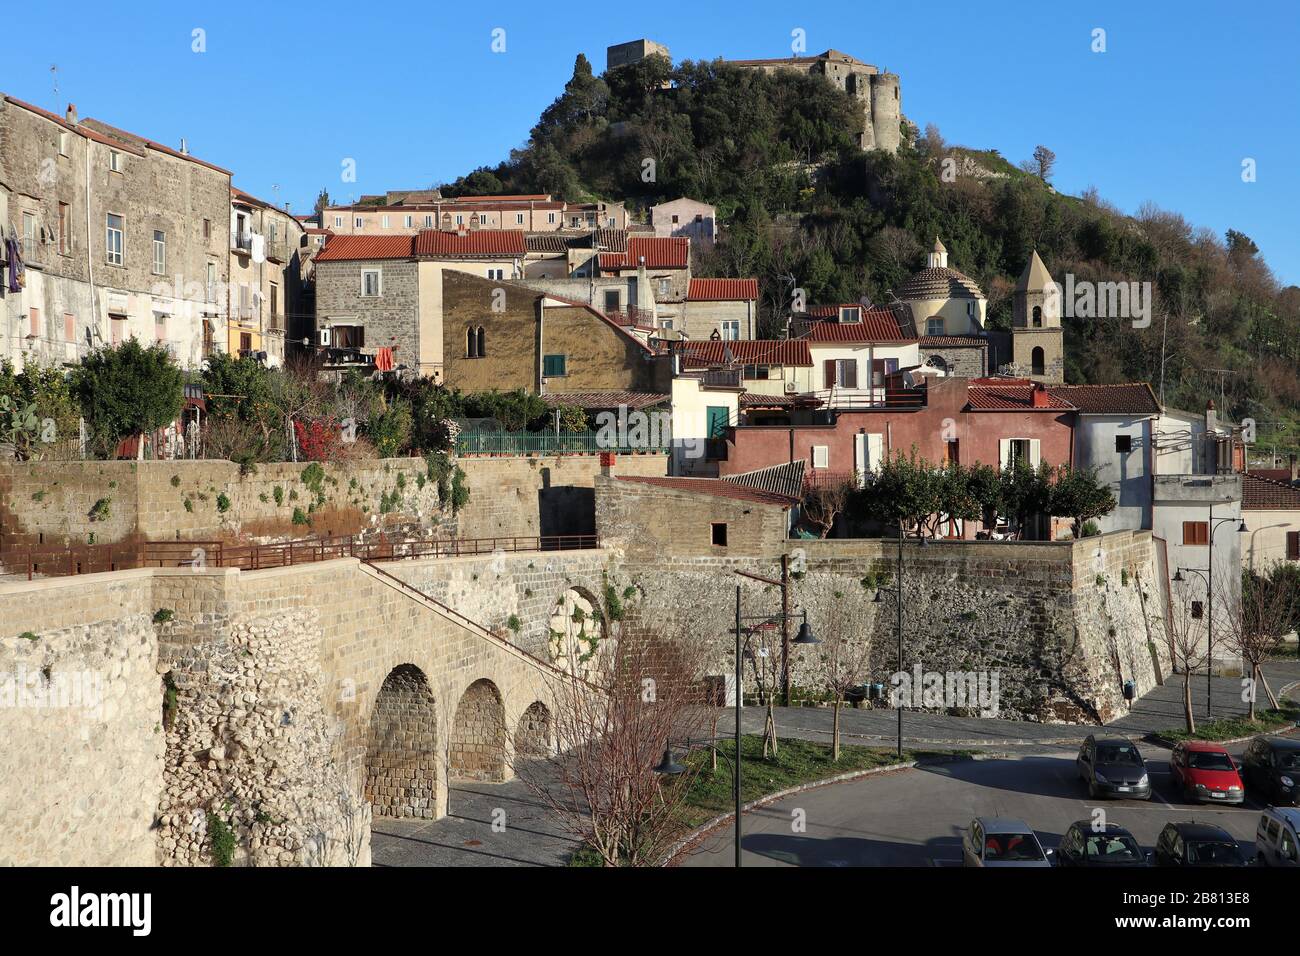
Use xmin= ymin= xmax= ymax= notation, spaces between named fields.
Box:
xmin=1160 ymin=700 xmax=1300 ymax=742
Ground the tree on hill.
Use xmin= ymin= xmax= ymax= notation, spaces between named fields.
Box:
xmin=313 ymin=188 xmax=330 ymax=216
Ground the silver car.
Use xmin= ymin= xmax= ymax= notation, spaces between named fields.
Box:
xmin=1255 ymin=807 xmax=1300 ymax=866
xmin=963 ymin=817 xmax=1054 ymax=867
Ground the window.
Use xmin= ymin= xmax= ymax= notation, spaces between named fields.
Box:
xmin=404 ymin=215 xmax=413 ymax=228
xmin=1183 ymin=521 xmax=1209 ymax=546
xmin=28 ymin=308 xmax=40 ymax=337
xmin=202 ymin=218 xmax=211 ymax=240
xmin=543 ymin=354 xmax=567 ymax=377
xmin=944 ymin=439 xmax=960 ymax=466
xmin=466 ymin=326 xmax=485 ymax=358
xmin=269 ymin=284 xmax=279 ymax=328
xmin=671 ymin=215 xmax=680 ymax=224
xmin=360 ymin=269 xmax=382 ymax=297
xmin=658 ymin=278 xmax=670 ymax=296
xmin=332 ymin=325 xmax=365 ymax=349
xmin=22 ymin=211 xmax=37 ymax=255
xmin=547 ymin=213 xmax=556 ymax=224
xmin=1286 ymin=531 xmax=1299 ymax=561
xmin=110 ymin=313 xmax=125 ymax=344
xmin=743 ymin=365 xmax=771 ymax=381
xmin=455 ymin=215 xmax=464 ymax=226
xmin=381 ymin=215 xmax=390 ymax=229
xmin=927 ymin=317 xmax=944 ymax=336
xmin=839 ymin=306 xmax=861 ymax=323
xmin=106 ymin=213 xmax=123 ymax=265
xmin=1031 ymin=346 xmax=1045 ymax=375
xmin=354 ymin=217 xmax=363 ymax=228
xmin=516 ymin=213 xmax=524 ymax=225
xmin=659 ymin=319 xmax=674 ymax=331
xmin=206 ymin=262 xmax=217 ymax=302
xmin=154 ymin=313 xmax=166 ymax=342
xmin=59 ymin=130 xmax=69 ymax=156
xmin=720 ymin=320 xmax=740 ymax=341
xmin=1009 ymin=439 xmax=1031 ymax=467
xmin=812 ymin=445 xmax=829 ymax=469
xmin=608 ymin=217 xmax=616 ymax=227
xmin=710 ymin=523 xmax=728 ymax=547
xmin=424 ymin=215 xmax=433 ymax=227
xmin=1115 ymin=434 xmax=1132 ymax=453
xmin=334 ymin=216 xmax=343 ymax=228
xmin=604 ymin=290 xmax=621 ymax=312
xmin=64 ymin=312 xmax=75 ymax=343
xmin=58 ymin=203 xmax=70 ymax=255
xmin=1191 ymin=601 xmax=1204 ymax=620
xmin=823 ymin=359 xmax=858 ymax=389
xmin=109 ymin=150 xmax=121 ymax=172
xmin=486 ymin=268 xmax=505 ymax=280
xmin=152 ymin=230 xmax=166 ymax=275
xmin=1032 ymin=305 xmax=1043 ymax=328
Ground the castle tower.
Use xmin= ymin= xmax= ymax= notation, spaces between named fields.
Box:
xmin=868 ymin=73 xmax=901 ymax=153
xmin=1012 ymin=250 xmax=1065 ymax=384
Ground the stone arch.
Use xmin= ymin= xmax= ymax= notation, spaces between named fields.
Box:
xmin=450 ymin=678 xmax=507 ymax=782
xmin=513 ymin=701 xmax=553 ymax=758
xmin=1032 ymin=305 xmax=1043 ymax=327
xmin=364 ymin=664 xmax=439 ymax=819
xmin=1031 ymin=346 xmax=1045 ymax=375
xmin=547 ymin=585 xmax=609 ymax=679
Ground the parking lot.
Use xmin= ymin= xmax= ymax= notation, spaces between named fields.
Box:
xmin=679 ymin=745 xmax=1271 ymax=866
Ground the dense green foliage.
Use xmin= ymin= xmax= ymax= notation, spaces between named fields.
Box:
xmin=73 ymin=341 xmax=183 ymax=455
xmin=444 ymin=55 xmax=1300 ymax=456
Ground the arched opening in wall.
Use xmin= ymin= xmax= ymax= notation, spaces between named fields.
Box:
xmin=450 ymin=678 xmax=506 ymax=782
xmin=1031 ymin=346 xmax=1045 ymax=376
xmin=466 ymin=325 xmax=477 ymax=358
xmin=1032 ymin=305 xmax=1043 ymax=328
xmin=364 ymin=664 xmax=439 ymax=819
xmin=513 ymin=701 xmax=553 ymax=759
xmin=547 ymin=587 xmax=609 ymax=680
xmin=476 ymin=326 xmax=486 ymax=357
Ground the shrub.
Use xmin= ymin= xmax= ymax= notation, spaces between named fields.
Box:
xmin=152 ymin=608 xmax=175 ymax=624
xmin=273 ymin=485 xmax=284 ymax=506
xmin=206 ymin=813 xmax=237 ymax=867
xmin=89 ymin=498 xmax=111 ymax=521
xmin=292 ymin=506 xmax=310 ymax=526
xmin=216 ymin=493 xmax=231 ymax=513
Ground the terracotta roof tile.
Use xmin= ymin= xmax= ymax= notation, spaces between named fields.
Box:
xmin=615 ymin=475 xmax=796 ymax=506
xmin=1242 ymin=473 xmax=1300 ymax=510
xmin=965 ymin=383 xmax=1075 ymax=411
xmin=314 ymin=234 xmax=414 ymax=262
xmin=895 ymin=266 xmax=984 ymax=301
xmin=679 ymin=340 xmax=811 ymax=368
xmin=687 ymin=278 xmax=759 ymax=301
xmin=600 ymin=236 xmax=689 ymax=270
xmin=797 ymin=305 xmax=916 ymax=343
xmin=540 ymin=392 xmax=669 ymax=410
xmin=1048 ymin=383 xmax=1161 ymax=416
xmin=414 ymin=229 xmax=525 ymax=257
xmin=920 ymin=334 xmax=989 ymax=347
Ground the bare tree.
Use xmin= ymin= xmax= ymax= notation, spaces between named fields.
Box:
xmin=514 ymin=618 xmax=710 ymax=867
xmin=1166 ymin=579 xmax=1210 ymax=735
xmin=801 ymin=479 xmax=854 ymax=538
xmin=1031 ymin=145 xmax=1057 ymax=182
xmin=742 ymin=620 xmax=786 ymax=758
xmin=1220 ymin=566 xmax=1300 ymax=720
xmin=816 ymin=591 xmax=872 ymax=761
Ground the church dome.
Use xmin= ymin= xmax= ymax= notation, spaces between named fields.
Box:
xmin=895 ymin=266 xmax=984 ymax=301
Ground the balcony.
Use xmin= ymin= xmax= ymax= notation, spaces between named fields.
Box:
xmin=811 ymin=385 xmax=926 ymax=410
xmin=701 ymin=368 xmax=743 ymax=389
xmin=605 ymin=304 xmax=656 ymax=328
xmin=231 ymin=228 xmax=253 ymax=254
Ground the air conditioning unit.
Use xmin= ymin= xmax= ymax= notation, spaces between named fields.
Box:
xmin=316 ymin=328 xmax=331 ymax=346
xmin=784 ymin=382 xmax=798 ymax=394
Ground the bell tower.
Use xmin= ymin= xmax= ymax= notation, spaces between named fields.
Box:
xmin=1012 ymin=250 xmax=1064 ymax=384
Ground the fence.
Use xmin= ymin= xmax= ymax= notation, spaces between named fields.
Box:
xmin=6 ymin=532 xmax=600 ymax=580
xmin=454 ymin=430 xmax=669 ymax=456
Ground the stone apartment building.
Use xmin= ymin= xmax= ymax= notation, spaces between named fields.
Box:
xmin=0 ymin=96 xmax=231 ymax=371
xmin=321 ymin=194 xmax=628 ymax=236
xmin=228 ymin=187 xmax=306 ymax=364
xmin=651 ymin=197 xmax=716 ymax=248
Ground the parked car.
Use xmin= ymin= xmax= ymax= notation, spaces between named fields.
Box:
xmin=1057 ymin=821 xmax=1147 ymax=867
xmin=1255 ymin=807 xmax=1300 ymax=866
xmin=962 ymin=817 xmax=1053 ymax=867
xmin=1154 ymin=822 xmax=1247 ymax=867
xmin=1076 ymin=735 xmax=1152 ymax=799
xmin=1241 ymin=736 xmax=1300 ymax=806
xmin=1169 ymin=741 xmax=1245 ymax=804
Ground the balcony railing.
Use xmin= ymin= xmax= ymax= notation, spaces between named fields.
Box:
xmin=231 ymin=229 xmax=253 ymax=253
xmin=811 ymin=386 xmax=925 ymax=410
xmin=455 ymin=430 xmax=669 ymax=456
xmin=701 ymin=368 xmax=743 ymax=389
xmin=605 ymin=305 xmax=656 ymax=327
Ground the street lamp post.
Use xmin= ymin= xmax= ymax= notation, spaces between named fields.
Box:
xmin=724 ymin=583 xmax=818 ymax=867
xmin=1174 ymin=505 xmax=1246 ymax=718
xmin=874 ymin=524 xmax=925 ymax=756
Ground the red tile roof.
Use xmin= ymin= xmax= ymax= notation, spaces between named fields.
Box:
xmin=540 ymin=392 xmax=669 ymax=410
xmin=798 ymin=306 xmax=915 ymax=343
xmin=679 ymin=340 xmax=812 ymax=368
xmin=414 ymin=229 xmax=525 ymax=257
xmin=965 ymin=383 xmax=1075 ymax=411
xmin=600 ymin=236 xmax=689 ymax=270
xmin=1048 ymin=383 xmax=1161 ymax=415
xmin=920 ymin=334 xmax=989 ymax=347
xmin=1242 ymin=473 xmax=1300 ymax=510
xmin=687 ymin=278 xmax=759 ymax=301
xmin=314 ymin=235 xmax=414 ymax=262
xmin=615 ymin=475 xmax=797 ymax=507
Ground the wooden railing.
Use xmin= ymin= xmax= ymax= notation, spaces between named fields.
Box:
xmin=6 ymin=532 xmax=600 ymax=580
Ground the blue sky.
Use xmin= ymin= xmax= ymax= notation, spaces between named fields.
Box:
xmin=7 ymin=1 xmax=1298 ymax=283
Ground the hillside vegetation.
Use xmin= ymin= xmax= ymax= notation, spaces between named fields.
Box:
xmin=442 ymin=54 xmax=1300 ymax=458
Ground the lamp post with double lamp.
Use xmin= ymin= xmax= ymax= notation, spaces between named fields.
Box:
xmin=1173 ymin=504 xmax=1247 ymax=718
xmin=873 ymin=524 xmax=925 ymax=756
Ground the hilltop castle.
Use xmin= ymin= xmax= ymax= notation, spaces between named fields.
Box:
xmin=606 ymin=40 xmax=902 ymax=153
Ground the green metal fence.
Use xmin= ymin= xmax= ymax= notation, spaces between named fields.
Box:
xmin=454 ymin=430 xmax=670 ymax=456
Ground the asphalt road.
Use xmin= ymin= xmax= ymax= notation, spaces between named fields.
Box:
xmin=680 ymin=743 xmax=1270 ymax=867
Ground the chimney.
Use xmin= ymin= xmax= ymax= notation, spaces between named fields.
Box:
xmin=1031 ymin=382 xmax=1050 ymax=408
xmin=1204 ymin=400 xmax=1217 ymax=474
xmin=179 ymin=137 xmax=188 ymax=155
xmin=65 ymin=103 xmax=78 ymax=126
xmin=1290 ymin=453 xmax=1298 ymax=484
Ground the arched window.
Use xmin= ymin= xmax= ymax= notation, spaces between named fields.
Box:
xmin=466 ymin=325 xmax=477 ymax=358
xmin=1031 ymin=346 xmax=1045 ymax=376
xmin=476 ymin=326 xmax=486 ymax=358
xmin=1032 ymin=305 xmax=1042 ymax=328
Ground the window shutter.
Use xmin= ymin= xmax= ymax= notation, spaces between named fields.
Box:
xmin=844 ymin=359 xmax=858 ymax=389
xmin=823 ymin=360 xmax=835 ymax=390
xmin=999 ymin=439 xmax=1010 ymax=470
xmin=1287 ymin=531 xmax=1299 ymax=561
xmin=1029 ymin=438 xmax=1042 ymax=469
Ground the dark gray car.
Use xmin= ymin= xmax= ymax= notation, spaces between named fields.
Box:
xmin=962 ymin=817 xmax=1053 ymax=868
xmin=1076 ymin=735 xmax=1151 ymax=800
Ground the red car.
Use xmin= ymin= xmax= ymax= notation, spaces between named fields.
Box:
xmin=1170 ymin=741 xmax=1245 ymax=805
